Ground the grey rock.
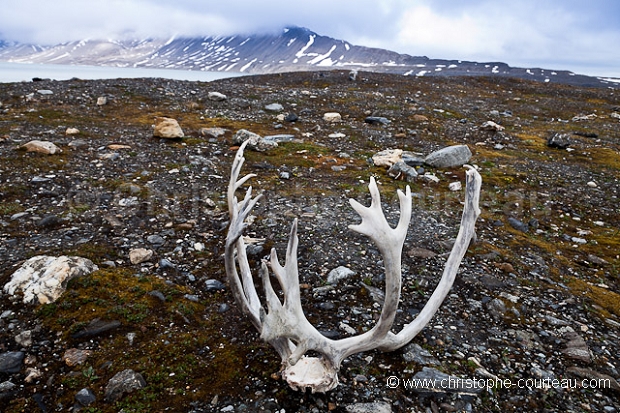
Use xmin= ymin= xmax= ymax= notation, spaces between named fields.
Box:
xmin=232 ymin=129 xmax=278 ymax=152
xmin=263 ymin=134 xmax=295 ymax=143
xmin=148 ymin=290 xmax=166 ymax=302
xmin=345 ymin=401 xmax=392 ymax=413
xmin=284 ymin=113 xmax=298 ymax=122
xmin=364 ymin=116 xmax=391 ymax=125
xmin=508 ymin=217 xmax=529 ymax=232
xmin=75 ymin=387 xmax=96 ymax=406
xmin=0 ymin=351 xmax=25 ymax=373
xmin=71 ymin=319 xmax=121 ymax=339
xmin=402 ymin=343 xmax=440 ymax=365
xmin=205 ymin=279 xmax=226 ymax=291
xmin=387 ymin=161 xmax=418 ymax=181
xmin=0 ymin=380 xmax=16 ymax=392
xmin=402 ymin=152 xmax=425 ymax=166
xmin=424 ymin=145 xmax=472 ymax=168
xmin=159 ymin=258 xmax=176 ymax=269
xmin=147 ymin=234 xmax=165 ymax=247
xmin=486 ymin=298 xmax=507 ymax=320
xmin=104 ymin=369 xmax=147 ymax=403
xmin=15 ymin=330 xmax=33 ymax=348
xmin=265 ymin=103 xmax=284 ymax=112
xmin=36 ymin=214 xmax=62 ymax=228
xmin=411 ymin=367 xmax=485 ymax=395
xmin=562 ymin=330 xmax=592 ymax=363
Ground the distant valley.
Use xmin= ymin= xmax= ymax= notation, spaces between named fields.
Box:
xmin=0 ymin=26 xmax=617 ymax=88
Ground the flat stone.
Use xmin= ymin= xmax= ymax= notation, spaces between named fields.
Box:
xmin=71 ymin=319 xmax=121 ymax=339
xmin=364 ymin=116 xmax=391 ymax=125
xmin=20 ymin=140 xmax=62 ymax=155
xmin=424 ymin=145 xmax=472 ymax=168
xmin=402 ymin=343 xmax=440 ymax=365
xmin=345 ymin=402 xmax=392 ymax=413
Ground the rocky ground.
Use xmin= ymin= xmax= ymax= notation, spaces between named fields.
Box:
xmin=0 ymin=71 xmax=619 ymax=413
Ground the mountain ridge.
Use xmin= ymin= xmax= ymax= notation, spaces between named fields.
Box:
xmin=0 ymin=26 xmax=617 ymax=88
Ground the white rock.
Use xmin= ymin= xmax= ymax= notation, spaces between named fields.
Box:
xmin=479 ymin=121 xmax=505 ymax=131
xmin=323 ymin=112 xmax=342 ymax=122
xmin=372 ymin=149 xmax=403 ymax=167
xmin=448 ymin=181 xmax=462 ymax=191
xmin=129 ymin=248 xmax=153 ymax=264
xmin=3 ymin=256 xmax=98 ymax=304
xmin=208 ymin=91 xmax=227 ymax=101
xmin=20 ymin=140 xmax=62 ymax=155
xmin=265 ymin=103 xmax=284 ymax=112
xmin=65 ymin=127 xmax=80 ymax=136
xmin=153 ymin=117 xmax=184 ymax=139
xmin=587 ymin=181 xmax=597 ymax=188
xmin=96 ymin=96 xmax=108 ymax=106
xmin=328 ymin=132 xmax=346 ymax=138
xmin=327 ymin=266 xmax=356 ymax=284
xmin=339 ymin=322 xmax=357 ymax=335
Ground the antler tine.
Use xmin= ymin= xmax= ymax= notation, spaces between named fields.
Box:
xmin=377 ymin=164 xmax=482 ymax=351
xmin=332 ymin=177 xmax=412 ymax=361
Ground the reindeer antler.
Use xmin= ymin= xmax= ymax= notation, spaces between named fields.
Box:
xmin=224 ymin=142 xmax=482 ymax=392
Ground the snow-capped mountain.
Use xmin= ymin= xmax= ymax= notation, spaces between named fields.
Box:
xmin=0 ymin=27 xmax=615 ymax=87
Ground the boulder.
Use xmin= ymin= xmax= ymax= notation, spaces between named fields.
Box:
xmin=153 ymin=117 xmax=184 ymax=139
xmin=3 ymin=256 xmax=98 ymax=305
xmin=424 ymin=145 xmax=472 ymax=168
xmin=20 ymin=140 xmax=61 ymax=155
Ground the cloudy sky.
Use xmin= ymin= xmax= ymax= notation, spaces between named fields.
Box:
xmin=1 ymin=0 xmax=619 ymax=77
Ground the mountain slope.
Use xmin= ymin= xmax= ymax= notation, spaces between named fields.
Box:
xmin=0 ymin=26 xmax=616 ymax=87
